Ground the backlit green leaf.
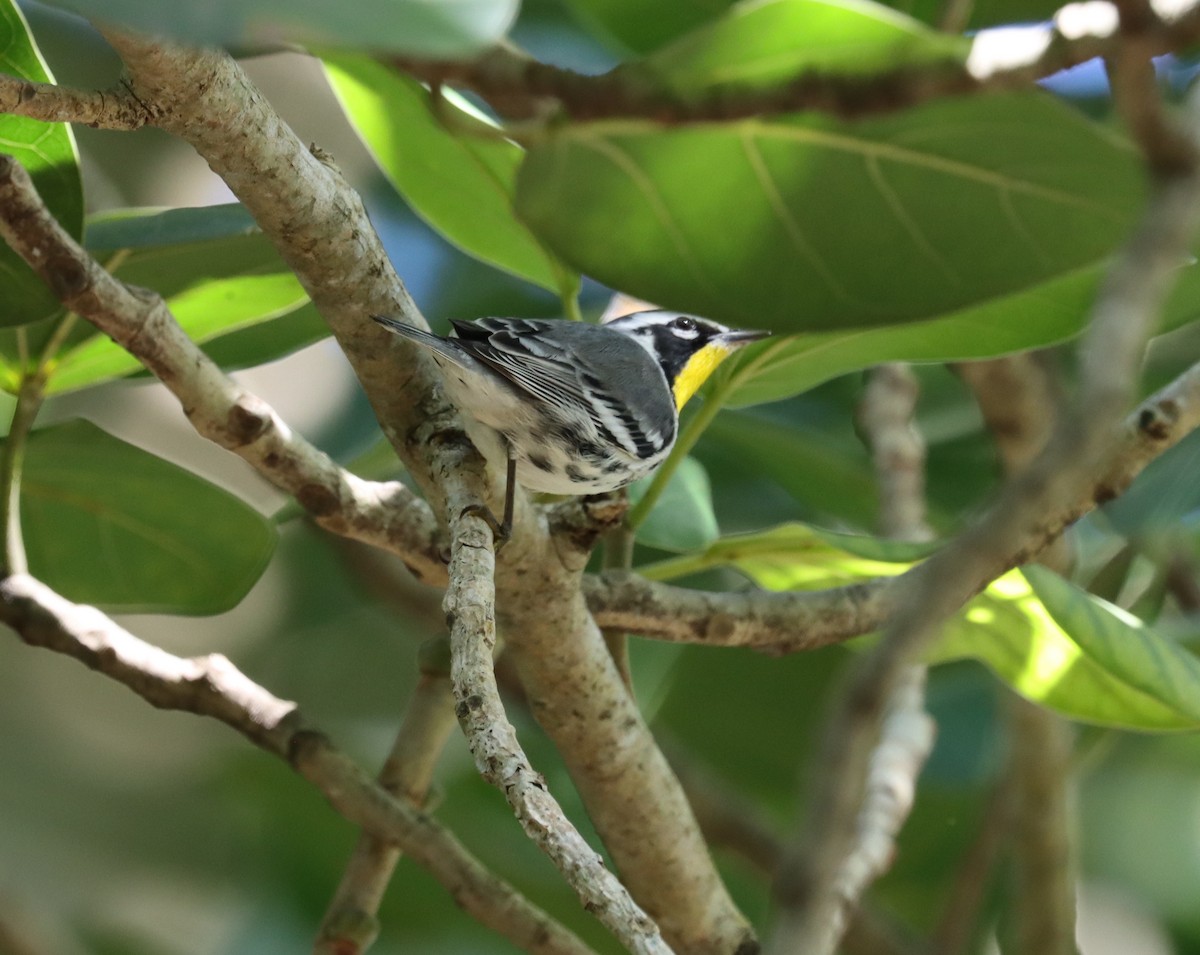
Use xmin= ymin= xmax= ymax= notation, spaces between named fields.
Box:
xmin=657 ymin=522 xmax=1200 ymax=730
xmin=0 ymin=0 xmax=82 ymax=329
xmin=932 ymin=570 xmax=1200 ymax=731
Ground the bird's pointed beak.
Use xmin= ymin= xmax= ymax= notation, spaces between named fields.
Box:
xmin=718 ymin=328 xmax=771 ymax=350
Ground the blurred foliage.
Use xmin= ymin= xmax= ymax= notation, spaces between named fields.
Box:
xmin=4 ymin=0 xmax=1200 ymax=954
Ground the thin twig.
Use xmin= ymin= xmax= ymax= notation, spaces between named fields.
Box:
xmin=0 ymin=75 xmax=150 ymax=129
xmin=0 ymin=573 xmax=594 ymax=955
xmin=1004 ymin=695 xmax=1078 ymax=955
xmin=1107 ymin=0 xmax=1197 ymax=174
xmin=315 ymin=642 xmax=459 ymax=955
xmin=782 ymin=364 xmax=937 ymax=951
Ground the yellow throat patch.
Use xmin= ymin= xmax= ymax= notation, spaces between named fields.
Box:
xmin=672 ymin=343 xmax=733 ymax=411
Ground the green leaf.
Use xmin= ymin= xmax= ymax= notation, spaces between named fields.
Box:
xmin=702 ymin=409 xmax=879 ymax=524
xmin=85 ymin=202 xmax=261 ymax=250
xmin=713 ymin=254 xmax=1200 ymax=408
xmin=651 ymin=521 xmax=1200 ymax=730
xmin=33 ymin=206 xmax=310 ymax=394
xmin=644 ymin=0 xmax=965 ymax=90
xmin=195 ymin=301 xmax=331 ymax=373
xmin=882 ymin=0 xmax=1064 ymax=30
xmin=638 ymin=520 xmax=907 ymax=583
xmin=0 ymin=0 xmax=82 ymax=329
xmin=516 ymin=93 xmax=1142 ymax=334
xmin=561 ymin=0 xmax=738 ymax=54
xmin=19 ymin=419 xmax=276 ymax=614
xmin=42 ymin=0 xmax=516 ymax=57
xmin=711 ymin=265 xmax=1098 ymax=406
xmin=932 ymin=568 xmax=1200 ymax=731
xmin=323 ymin=53 xmax=571 ymax=294
xmin=629 ymin=456 xmax=718 ymax=552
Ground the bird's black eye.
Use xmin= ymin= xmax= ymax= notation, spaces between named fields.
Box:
xmin=672 ymin=316 xmax=697 ymax=332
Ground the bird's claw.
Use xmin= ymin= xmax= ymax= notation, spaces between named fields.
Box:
xmin=461 ymin=503 xmax=512 ymax=552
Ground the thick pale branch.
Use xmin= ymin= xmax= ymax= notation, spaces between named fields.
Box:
xmin=0 ymin=153 xmax=445 ymax=583
xmin=443 ymin=501 xmax=671 ymax=955
xmin=0 ymin=573 xmax=593 ymax=955
xmin=394 ymin=2 xmax=1200 ymax=125
xmin=0 ymin=74 xmax=149 ymax=129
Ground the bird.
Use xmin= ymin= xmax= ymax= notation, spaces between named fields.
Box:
xmin=372 ymin=309 xmax=770 ymax=540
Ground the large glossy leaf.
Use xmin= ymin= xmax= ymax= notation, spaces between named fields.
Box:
xmin=653 ymin=522 xmax=1200 ymax=729
xmin=19 ymin=419 xmax=276 ymax=614
xmin=517 ymin=92 xmax=1143 ymax=334
xmin=0 ymin=0 xmax=82 ymax=329
xmin=24 ymin=206 xmax=311 ymax=394
xmin=323 ymin=53 xmax=572 ymax=294
xmin=1026 ymin=566 xmax=1200 ymax=715
xmin=196 ymin=301 xmax=331 ymax=373
xmin=703 ymin=252 xmax=1200 ymax=408
xmin=885 ymin=0 xmax=1063 ymax=30
xmin=643 ymin=0 xmax=965 ymax=89
xmin=42 ymin=0 xmax=516 ymax=56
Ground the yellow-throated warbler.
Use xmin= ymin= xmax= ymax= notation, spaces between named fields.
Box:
xmin=373 ymin=310 xmax=769 ymax=535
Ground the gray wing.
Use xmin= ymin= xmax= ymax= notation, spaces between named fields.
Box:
xmin=451 ymin=319 xmax=675 ymax=459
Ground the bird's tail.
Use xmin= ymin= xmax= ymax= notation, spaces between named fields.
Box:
xmin=372 ymin=315 xmax=467 ymax=367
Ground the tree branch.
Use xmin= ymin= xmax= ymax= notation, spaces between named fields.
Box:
xmin=443 ymin=495 xmax=672 ymax=954
xmin=958 ymin=352 xmax=1077 ymax=954
xmin=96 ymin=29 xmax=505 ymax=539
xmin=0 ymin=572 xmax=594 ymax=955
xmin=796 ymin=364 xmax=936 ymax=951
xmin=0 ymin=74 xmax=150 ymax=129
xmin=393 ymin=2 xmax=1200 ymax=125
xmin=858 ymin=363 xmax=934 ymax=542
